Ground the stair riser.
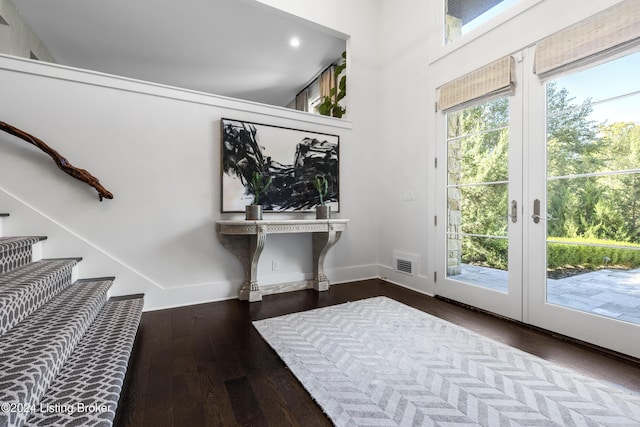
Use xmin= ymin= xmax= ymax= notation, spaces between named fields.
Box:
xmin=0 ymin=246 xmax=32 ymax=274
xmin=0 ymin=238 xmax=40 ymax=275
xmin=0 ymin=259 xmax=79 ymax=336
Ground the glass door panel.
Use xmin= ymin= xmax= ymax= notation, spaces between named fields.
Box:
xmin=440 ymin=94 xmax=523 ymax=321
xmin=446 ymin=98 xmax=510 ymax=291
xmin=544 ymin=53 xmax=640 ymax=326
xmin=447 ymin=183 xmax=509 ymax=293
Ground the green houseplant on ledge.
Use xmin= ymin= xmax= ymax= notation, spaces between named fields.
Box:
xmin=246 ymin=171 xmax=272 ymax=220
xmin=313 ymin=175 xmax=331 ymax=219
xmin=318 ymin=51 xmax=346 ymax=118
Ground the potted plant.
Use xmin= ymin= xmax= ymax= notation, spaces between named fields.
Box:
xmin=318 ymin=51 xmax=347 ymax=118
xmin=246 ymin=171 xmax=272 ymax=220
xmin=313 ymin=175 xmax=331 ymax=219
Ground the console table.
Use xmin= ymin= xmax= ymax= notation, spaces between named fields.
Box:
xmin=216 ymin=219 xmax=348 ymax=302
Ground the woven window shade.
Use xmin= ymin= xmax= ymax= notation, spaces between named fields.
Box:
xmin=534 ymin=0 xmax=640 ymax=80
xmin=438 ymin=56 xmax=515 ymax=112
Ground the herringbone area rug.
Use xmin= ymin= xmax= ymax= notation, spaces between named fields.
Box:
xmin=253 ymin=297 xmax=640 ymax=426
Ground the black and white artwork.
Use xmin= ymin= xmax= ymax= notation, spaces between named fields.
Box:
xmin=221 ymin=118 xmax=340 ymax=212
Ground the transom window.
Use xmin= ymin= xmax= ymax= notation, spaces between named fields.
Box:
xmin=445 ymin=0 xmax=520 ymax=45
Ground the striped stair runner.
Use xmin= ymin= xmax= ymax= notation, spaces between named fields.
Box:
xmin=0 ymin=214 xmax=143 ymax=427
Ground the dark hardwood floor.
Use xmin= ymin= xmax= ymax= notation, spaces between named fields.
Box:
xmin=114 ymin=279 xmax=640 ymax=427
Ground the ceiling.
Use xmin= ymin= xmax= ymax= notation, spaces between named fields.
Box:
xmin=11 ymin=0 xmax=347 ymax=107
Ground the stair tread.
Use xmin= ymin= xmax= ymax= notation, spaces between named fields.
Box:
xmin=0 ymin=236 xmax=41 ymax=245
xmin=0 ymin=279 xmax=113 ymax=427
xmin=24 ymin=296 xmax=144 ymax=427
xmin=0 ymin=259 xmax=80 ymax=336
xmin=0 ymin=236 xmax=46 ymax=244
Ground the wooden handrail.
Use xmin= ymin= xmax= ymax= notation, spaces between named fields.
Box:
xmin=0 ymin=121 xmax=113 ymax=201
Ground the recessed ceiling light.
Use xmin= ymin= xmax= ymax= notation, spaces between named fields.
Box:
xmin=290 ymin=37 xmax=300 ymax=48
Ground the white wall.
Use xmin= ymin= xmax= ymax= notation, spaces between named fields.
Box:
xmin=0 ymin=47 xmax=379 ymax=310
xmin=375 ymin=0 xmax=625 ymax=295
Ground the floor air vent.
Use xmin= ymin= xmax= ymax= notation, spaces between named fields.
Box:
xmin=393 ymin=251 xmax=419 ymax=276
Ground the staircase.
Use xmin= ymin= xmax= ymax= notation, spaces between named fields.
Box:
xmin=0 ymin=213 xmax=143 ymax=427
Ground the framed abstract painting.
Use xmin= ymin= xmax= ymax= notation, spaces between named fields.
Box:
xmin=220 ymin=118 xmax=340 ymax=213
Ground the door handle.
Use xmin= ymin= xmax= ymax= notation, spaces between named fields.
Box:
xmin=532 ymin=199 xmax=541 ymax=223
xmin=510 ymin=200 xmax=517 ymax=223
xmin=532 ymin=199 xmax=554 ymax=223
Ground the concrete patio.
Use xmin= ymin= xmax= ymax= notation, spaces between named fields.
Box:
xmin=453 ymin=264 xmax=640 ymax=325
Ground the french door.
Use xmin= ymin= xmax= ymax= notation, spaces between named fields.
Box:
xmin=436 ymin=54 xmax=524 ymax=321
xmin=437 ymin=50 xmax=640 ymax=359
xmin=527 ymin=50 xmax=640 ymax=358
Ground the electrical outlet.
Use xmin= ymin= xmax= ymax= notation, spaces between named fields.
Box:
xmin=403 ymin=190 xmax=415 ymax=201
xmin=272 ymin=260 xmax=279 ymax=271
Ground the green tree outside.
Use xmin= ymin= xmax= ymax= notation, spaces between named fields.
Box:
xmin=454 ymin=83 xmax=640 ymax=272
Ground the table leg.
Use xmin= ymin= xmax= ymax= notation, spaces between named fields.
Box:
xmin=312 ymin=226 xmax=343 ymax=291
xmin=218 ymin=232 xmax=267 ymax=302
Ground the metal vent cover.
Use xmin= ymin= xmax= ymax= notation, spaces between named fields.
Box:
xmin=396 ymin=258 xmax=413 ymax=274
xmin=393 ymin=251 xmax=419 ymax=276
